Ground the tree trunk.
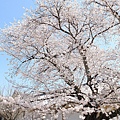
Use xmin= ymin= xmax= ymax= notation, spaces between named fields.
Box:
xmin=84 ymin=112 xmax=109 ymax=120
xmin=84 ymin=109 xmax=120 ymax=120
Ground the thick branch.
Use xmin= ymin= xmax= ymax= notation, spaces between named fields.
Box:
xmin=84 ymin=107 xmax=120 ymax=120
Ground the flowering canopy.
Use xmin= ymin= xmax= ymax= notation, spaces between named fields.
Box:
xmin=1 ymin=0 xmax=120 ymax=119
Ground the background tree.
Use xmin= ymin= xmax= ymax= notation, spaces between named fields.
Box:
xmin=1 ymin=0 xmax=120 ymax=119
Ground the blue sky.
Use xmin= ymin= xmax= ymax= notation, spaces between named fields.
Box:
xmin=0 ymin=0 xmax=35 ymax=95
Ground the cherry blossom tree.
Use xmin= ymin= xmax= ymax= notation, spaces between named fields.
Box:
xmin=1 ymin=0 xmax=120 ymax=119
